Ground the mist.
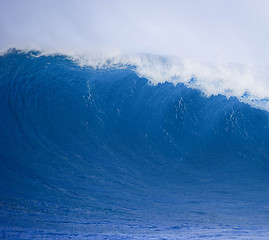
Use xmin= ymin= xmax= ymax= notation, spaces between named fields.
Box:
xmin=1 ymin=0 xmax=269 ymax=67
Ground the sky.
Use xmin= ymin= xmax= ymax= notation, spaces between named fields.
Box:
xmin=1 ymin=0 xmax=269 ymax=67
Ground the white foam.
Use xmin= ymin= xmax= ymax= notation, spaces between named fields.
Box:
xmin=72 ymin=53 xmax=269 ymax=111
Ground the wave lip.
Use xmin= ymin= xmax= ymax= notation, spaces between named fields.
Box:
xmin=66 ymin=52 xmax=269 ymax=112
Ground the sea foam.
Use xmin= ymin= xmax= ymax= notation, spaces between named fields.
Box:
xmin=70 ymin=53 xmax=269 ymax=111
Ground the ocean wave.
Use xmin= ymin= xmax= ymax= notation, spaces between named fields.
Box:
xmin=1 ymin=49 xmax=269 ymax=238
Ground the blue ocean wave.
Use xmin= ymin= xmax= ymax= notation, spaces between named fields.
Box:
xmin=1 ymin=50 xmax=269 ymax=239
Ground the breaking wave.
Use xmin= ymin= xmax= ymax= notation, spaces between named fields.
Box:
xmin=1 ymin=49 xmax=269 ymax=239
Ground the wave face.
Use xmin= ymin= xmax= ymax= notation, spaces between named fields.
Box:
xmin=1 ymin=50 xmax=269 ymax=239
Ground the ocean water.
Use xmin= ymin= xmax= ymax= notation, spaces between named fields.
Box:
xmin=1 ymin=49 xmax=269 ymax=239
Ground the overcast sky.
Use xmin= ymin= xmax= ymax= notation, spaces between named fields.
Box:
xmin=1 ymin=0 xmax=269 ymax=67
